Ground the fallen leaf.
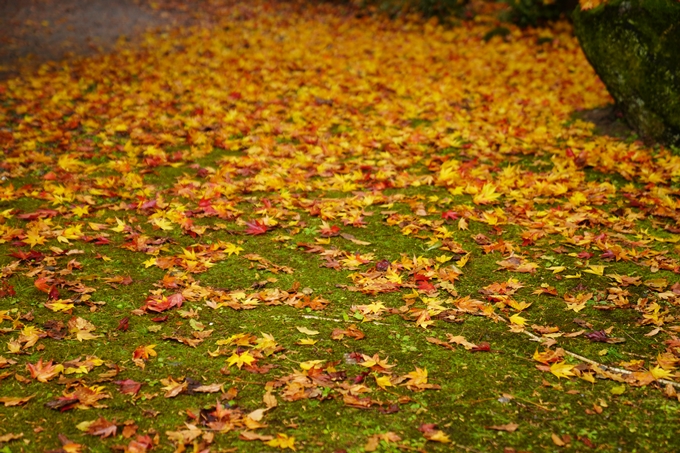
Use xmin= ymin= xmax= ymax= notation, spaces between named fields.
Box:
xmin=295 ymin=326 xmax=319 ymax=336
xmin=0 ymin=394 xmax=35 ymax=407
xmin=486 ymin=423 xmax=519 ymax=432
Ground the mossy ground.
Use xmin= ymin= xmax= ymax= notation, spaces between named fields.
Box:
xmin=1 ymin=140 xmax=679 ymax=452
xmin=1 ymin=1 xmax=680 ymax=452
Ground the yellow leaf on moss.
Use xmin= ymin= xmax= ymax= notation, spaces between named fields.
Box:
xmin=266 ymin=433 xmax=296 ymax=450
xmin=227 ymin=351 xmax=255 ymax=369
xmin=509 ymin=313 xmax=527 ymax=326
xmin=550 ymin=361 xmax=575 ymax=379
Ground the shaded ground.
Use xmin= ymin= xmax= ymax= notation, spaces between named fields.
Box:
xmin=574 ymin=105 xmax=636 ymax=142
xmin=0 ymin=0 xmax=189 ymax=80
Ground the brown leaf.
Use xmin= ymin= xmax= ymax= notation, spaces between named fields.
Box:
xmin=263 ymin=390 xmax=278 ymax=408
xmin=161 ymin=377 xmax=188 ymax=398
xmin=191 ymin=383 xmax=223 ymax=393
xmin=0 ymin=394 xmax=35 ymax=407
xmin=551 ymin=433 xmax=567 ymax=447
xmin=340 ymin=233 xmax=371 ymax=245
xmin=86 ymin=417 xmax=117 ymax=438
xmin=331 ymin=324 xmax=365 ymax=340
xmin=239 ymin=431 xmax=274 ymax=441
xmin=122 ymin=423 xmax=138 ymax=439
xmin=486 ymin=423 xmax=519 ymax=432
xmin=114 ymin=379 xmax=143 ymax=395
xmin=125 ymin=434 xmax=154 ymax=453
xmin=0 ymin=432 xmax=23 ymax=443
xmin=426 ymin=337 xmax=455 ymax=350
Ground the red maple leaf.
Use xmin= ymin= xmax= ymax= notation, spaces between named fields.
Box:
xmin=48 ymin=285 xmax=60 ymax=300
xmin=441 ymin=210 xmax=460 ymax=220
xmin=116 ymin=317 xmax=129 ymax=331
xmin=471 ymin=342 xmax=491 ymax=352
xmin=140 ymin=293 xmax=184 ymax=312
xmin=114 ymin=379 xmax=143 ymax=395
xmin=320 ymin=224 xmax=341 ymax=237
xmin=126 ymin=435 xmax=154 ymax=453
xmin=417 ymin=280 xmax=436 ymax=291
xmin=34 ymin=277 xmax=52 ymax=293
xmin=245 ymin=220 xmax=268 ymax=235
xmin=0 ymin=282 xmax=16 ymax=298
xmin=9 ymin=250 xmax=44 ymax=261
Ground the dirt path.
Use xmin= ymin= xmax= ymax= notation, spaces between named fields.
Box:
xmin=0 ymin=0 xmax=187 ymax=80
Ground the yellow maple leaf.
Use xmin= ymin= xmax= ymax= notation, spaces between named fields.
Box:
xmin=509 ymin=313 xmax=527 ymax=326
xmin=57 ymin=224 xmax=83 ymax=244
xmin=507 ymin=300 xmax=532 ymax=312
xmin=580 ymin=372 xmax=596 ymax=383
xmin=550 ymin=361 xmax=575 ymax=379
xmin=299 ymin=360 xmax=324 ymax=370
xmin=425 ymin=430 xmax=451 ymax=443
xmin=650 ymin=365 xmax=673 ymax=380
xmin=360 ymin=354 xmax=395 ymax=369
xmin=110 ymin=217 xmax=127 ymax=233
xmin=7 ymin=340 xmax=21 ymax=354
xmin=23 ymin=231 xmax=46 ymax=248
xmin=227 ymin=351 xmax=255 ymax=369
xmin=266 ymin=433 xmax=296 ymax=450
xmin=473 ymin=183 xmax=501 ymax=205
xmin=44 ymin=300 xmax=75 ymax=312
xmin=584 ymin=265 xmax=605 ymax=276
xmin=438 ymin=159 xmax=460 ymax=184
xmin=375 ymin=375 xmax=393 ymax=389
xmin=456 ymin=252 xmax=471 ymax=267
xmin=223 ymin=242 xmax=243 ymax=256
xmin=458 ymin=217 xmax=468 ymax=230
xmin=152 ymin=218 xmax=174 ymax=231
xmin=64 ymin=365 xmax=89 ymax=375
xmin=435 ymin=254 xmax=452 ymax=263
xmin=405 ymin=367 xmax=429 ymax=386
xmin=255 ymin=333 xmax=278 ymax=354
xmin=72 ymin=206 xmax=89 ymax=217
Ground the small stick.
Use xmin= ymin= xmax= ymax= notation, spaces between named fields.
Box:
xmin=498 ymin=315 xmax=680 ymax=389
xmin=301 ymin=314 xmax=387 ymax=325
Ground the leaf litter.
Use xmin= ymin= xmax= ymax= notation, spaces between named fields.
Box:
xmin=1 ymin=0 xmax=680 ymax=451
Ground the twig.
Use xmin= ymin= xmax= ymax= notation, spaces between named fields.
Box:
xmin=300 ymin=315 xmax=343 ymax=322
xmin=300 ymin=314 xmax=387 ymax=325
xmin=514 ymin=396 xmax=552 ymax=411
xmin=497 ymin=315 xmax=680 ymax=389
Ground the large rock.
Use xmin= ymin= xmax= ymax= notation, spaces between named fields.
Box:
xmin=573 ymin=0 xmax=680 ymax=146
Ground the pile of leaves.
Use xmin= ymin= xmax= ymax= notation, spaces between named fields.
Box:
xmin=1 ymin=0 xmax=680 ymax=451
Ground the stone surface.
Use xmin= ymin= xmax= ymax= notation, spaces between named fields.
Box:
xmin=573 ymin=0 xmax=680 ymax=146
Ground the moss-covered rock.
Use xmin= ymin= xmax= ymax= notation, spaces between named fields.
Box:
xmin=573 ymin=0 xmax=680 ymax=146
